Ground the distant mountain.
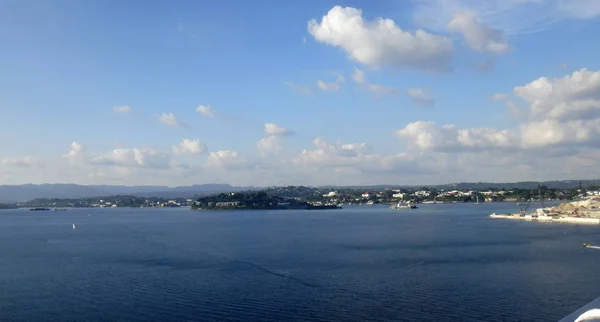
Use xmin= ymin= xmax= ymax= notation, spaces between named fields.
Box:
xmin=0 ymin=183 xmax=258 ymax=203
xmin=1 ymin=179 xmax=598 ymax=203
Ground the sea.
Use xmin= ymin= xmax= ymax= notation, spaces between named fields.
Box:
xmin=1 ymin=203 xmax=600 ymax=322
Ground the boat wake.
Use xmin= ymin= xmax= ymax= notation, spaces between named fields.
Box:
xmin=583 ymin=243 xmax=600 ymax=250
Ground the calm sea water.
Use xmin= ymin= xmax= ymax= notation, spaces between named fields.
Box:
xmin=1 ymin=203 xmax=599 ymax=321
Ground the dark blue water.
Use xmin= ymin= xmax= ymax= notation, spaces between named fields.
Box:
xmin=1 ymin=203 xmax=599 ymax=321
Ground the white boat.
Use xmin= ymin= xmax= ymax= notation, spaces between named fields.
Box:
xmin=72 ymin=224 xmax=76 ymax=230
xmin=390 ymin=201 xmax=418 ymax=209
xmin=474 ymin=196 xmax=480 ymax=206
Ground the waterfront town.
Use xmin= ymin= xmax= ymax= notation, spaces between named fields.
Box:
xmin=3 ymin=184 xmax=600 ymax=209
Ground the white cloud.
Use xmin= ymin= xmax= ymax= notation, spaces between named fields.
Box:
xmin=172 ymin=139 xmax=206 ymax=154
xmin=316 ymin=80 xmax=341 ymax=92
xmin=11 ymin=67 xmax=600 ymax=186
xmin=406 ymin=88 xmax=435 ymax=106
xmin=398 ymin=68 xmax=600 ymax=151
xmin=257 ymin=136 xmax=282 ymax=156
xmin=205 ymin=150 xmax=246 ymax=169
xmin=397 ymin=121 xmax=516 ymax=152
xmin=308 ymin=6 xmax=454 ymax=72
xmin=64 ymin=141 xmax=86 ymax=163
xmin=447 ymin=11 xmax=510 ymax=54
xmin=293 ymin=137 xmax=376 ymax=167
xmin=157 ymin=113 xmax=184 ymax=127
xmin=284 ymin=81 xmax=313 ymax=95
xmin=491 ymin=93 xmax=508 ymax=101
xmin=513 ymin=68 xmax=600 ymax=122
xmin=1 ymin=156 xmax=39 ymax=167
xmin=413 ymin=0 xmax=600 ymax=35
xmin=513 ymin=68 xmax=600 ymax=148
xmin=264 ymin=123 xmax=293 ymax=136
xmin=352 ymin=68 xmax=397 ymax=96
xmin=196 ymin=105 xmax=216 ymax=117
xmin=258 ymin=123 xmax=293 ymax=156
xmin=113 ymin=105 xmax=132 ymax=113
xmin=89 ymin=148 xmax=173 ymax=169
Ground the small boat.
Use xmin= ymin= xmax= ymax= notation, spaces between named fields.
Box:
xmin=474 ymin=196 xmax=480 ymax=206
xmin=52 ymin=208 xmax=67 ymax=211
xmin=30 ymin=207 xmax=50 ymax=211
xmin=390 ymin=201 xmax=418 ymax=209
xmin=583 ymin=243 xmax=600 ymax=249
xmin=72 ymin=224 xmax=76 ymax=230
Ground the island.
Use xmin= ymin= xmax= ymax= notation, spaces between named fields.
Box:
xmin=0 ymin=203 xmax=18 ymax=210
xmin=191 ymin=191 xmax=341 ymax=210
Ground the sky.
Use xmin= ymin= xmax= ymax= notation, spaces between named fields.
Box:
xmin=1 ymin=0 xmax=600 ymax=187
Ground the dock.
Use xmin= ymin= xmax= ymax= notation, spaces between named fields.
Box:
xmin=489 ymin=213 xmax=600 ymax=224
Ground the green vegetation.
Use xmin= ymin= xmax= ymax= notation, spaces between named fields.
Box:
xmin=6 ymin=184 xmax=598 ymax=210
xmin=0 ymin=203 xmax=18 ymax=209
xmin=191 ymin=191 xmax=339 ymax=210
xmin=263 ymin=185 xmax=596 ymax=205
xmin=21 ymin=196 xmax=189 ymax=208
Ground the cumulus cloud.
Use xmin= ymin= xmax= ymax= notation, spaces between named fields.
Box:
xmin=512 ymin=68 xmax=600 ymax=148
xmin=2 ymin=156 xmax=39 ymax=167
xmin=257 ymin=123 xmax=293 ymax=157
xmin=157 ymin=113 xmax=185 ymax=127
xmin=284 ymin=81 xmax=313 ymax=95
xmin=447 ymin=11 xmax=510 ymax=54
xmin=285 ymin=137 xmax=440 ymax=183
xmin=308 ymin=6 xmax=454 ymax=72
xmin=406 ymin=88 xmax=435 ymax=106
xmin=257 ymin=136 xmax=282 ymax=156
xmin=293 ymin=137 xmax=376 ymax=167
xmin=398 ymin=68 xmax=600 ymax=151
xmin=397 ymin=121 xmax=516 ymax=152
xmin=205 ymin=150 xmax=246 ymax=169
xmin=196 ymin=105 xmax=216 ymax=117
xmin=113 ymin=105 xmax=132 ymax=113
xmin=89 ymin=148 xmax=173 ymax=169
xmin=513 ymin=68 xmax=600 ymax=122
xmin=172 ymin=139 xmax=206 ymax=154
xmin=264 ymin=123 xmax=292 ymax=136
xmin=352 ymin=68 xmax=397 ymax=96
xmin=64 ymin=141 xmax=86 ymax=163
xmin=316 ymin=80 xmax=341 ymax=92
xmin=17 ymin=68 xmax=600 ymax=186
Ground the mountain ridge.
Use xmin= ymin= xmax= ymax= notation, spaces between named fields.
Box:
xmin=0 ymin=183 xmax=258 ymax=203
xmin=1 ymin=180 xmax=598 ymax=203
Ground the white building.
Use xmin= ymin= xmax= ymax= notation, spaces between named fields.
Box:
xmin=323 ymin=191 xmax=338 ymax=197
xmin=415 ymin=191 xmax=431 ymax=197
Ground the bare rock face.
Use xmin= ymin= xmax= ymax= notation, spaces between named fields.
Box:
xmin=552 ymin=199 xmax=600 ymax=215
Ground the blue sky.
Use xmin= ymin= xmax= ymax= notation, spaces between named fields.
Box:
xmin=1 ymin=0 xmax=600 ymax=186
